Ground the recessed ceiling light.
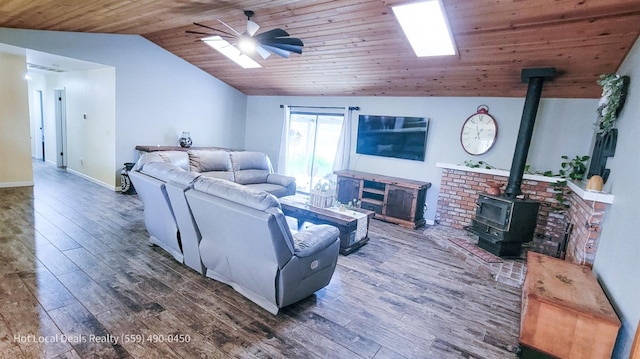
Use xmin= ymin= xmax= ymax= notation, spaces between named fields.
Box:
xmin=202 ymin=36 xmax=261 ymax=69
xmin=392 ymin=0 xmax=456 ymax=57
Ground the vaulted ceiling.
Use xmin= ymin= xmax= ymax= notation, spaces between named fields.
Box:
xmin=1 ymin=0 xmax=639 ymax=98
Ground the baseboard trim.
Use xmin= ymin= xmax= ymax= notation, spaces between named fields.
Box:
xmin=66 ymin=168 xmax=118 ymax=192
xmin=0 ymin=181 xmax=34 ymax=188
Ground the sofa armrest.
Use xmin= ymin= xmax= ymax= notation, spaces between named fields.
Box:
xmin=267 ymin=173 xmax=296 ymax=187
xmin=292 ymin=224 xmax=339 ymax=258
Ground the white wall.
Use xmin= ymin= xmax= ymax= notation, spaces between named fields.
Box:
xmin=246 ymin=95 xmax=597 ymax=223
xmin=0 ymin=52 xmax=33 ymax=187
xmin=27 ymin=72 xmax=46 ymax=160
xmin=0 ymin=27 xmax=247 ymax=187
xmin=27 ymin=68 xmax=117 ymax=188
xmin=57 ymin=68 xmax=116 ymax=187
xmin=593 ymin=36 xmax=640 ymax=358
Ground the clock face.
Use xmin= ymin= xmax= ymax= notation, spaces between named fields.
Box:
xmin=460 ymin=113 xmax=498 ymax=155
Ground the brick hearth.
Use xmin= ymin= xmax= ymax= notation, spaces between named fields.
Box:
xmin=435 ymin=163 xmax=612 ymax=266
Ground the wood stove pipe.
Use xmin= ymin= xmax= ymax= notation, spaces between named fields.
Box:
xmin=504 ymin=67 xmax=557 ymax=198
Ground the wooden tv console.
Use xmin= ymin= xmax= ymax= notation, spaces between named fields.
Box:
xmin=334 ymin=170 xmax=430 ymax=229
xmin=520 ymin=252 xmax=620 ymax=358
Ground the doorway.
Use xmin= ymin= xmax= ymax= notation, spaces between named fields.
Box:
xmin=285 ymin=110 xmax=344 ymax=193
xmin=54 ymin=89 xmax=67 ymax=168
xmin=35 ymin=90 xmax=45 ymax=161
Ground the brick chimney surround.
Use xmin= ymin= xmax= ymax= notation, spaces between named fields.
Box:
xmin=435 ymin=162 xmax=613 ymax=266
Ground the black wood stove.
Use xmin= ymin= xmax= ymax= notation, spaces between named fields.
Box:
xmin=467 ymin=68 xmax=556 ymax=257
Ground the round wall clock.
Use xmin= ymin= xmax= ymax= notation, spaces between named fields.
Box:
xmin=460 ymin=105 xmax=498 ymax=155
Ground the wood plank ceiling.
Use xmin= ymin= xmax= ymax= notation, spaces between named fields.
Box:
xmin=1 ymin=0 xmax=639 ymax=98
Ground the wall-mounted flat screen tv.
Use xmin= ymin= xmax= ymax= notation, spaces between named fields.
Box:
xmin=356 ymin=115 xmax=429 ymax=161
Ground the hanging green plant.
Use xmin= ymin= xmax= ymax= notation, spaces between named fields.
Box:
xmin=538 ymin=155 xmax=590 ymax=211
xmin=595 ymin=74 xmax=630 ymax=135
xmin=462 ymin=160 xmax=495 ymax=169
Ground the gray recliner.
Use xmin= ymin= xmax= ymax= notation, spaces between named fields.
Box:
xmin=129 ymin=158 xmax=204 ymax=273
xmin=129 ymin=161 xmax=183 ymax=262
xmin=185 ymin=176 xmax=340 ymax=314
xmin=162 ymin=168 xmax=204 ymax=274
xmin=230 ymin=151 xmax=297 ymax=197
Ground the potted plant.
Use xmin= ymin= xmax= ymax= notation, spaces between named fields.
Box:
xmin=595 ymin=74 xmax=630 ymax=134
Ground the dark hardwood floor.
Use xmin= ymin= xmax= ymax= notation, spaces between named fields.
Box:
xmin=0 ymin=161 xmax=521 ymax=358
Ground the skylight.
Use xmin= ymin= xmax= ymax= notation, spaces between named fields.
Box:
xmin=392 ymin=0 xmax=456 ymax=57
xmin=202 ymin=36 xmax=262 ymax=69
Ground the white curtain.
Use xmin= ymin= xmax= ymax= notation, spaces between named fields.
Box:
xmin=332 ymin=107 xmax=354 ymax=171
xmin=277 ymin=105 xmax=291 ymax=174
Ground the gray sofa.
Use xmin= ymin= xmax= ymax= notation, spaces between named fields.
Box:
xmin=130 ymin=149 xmax=296 ymax=272
xmin=186 ymin=177 xmax=339 ymax=314
xmin=136 ymin=149 xmax=296 ymax=197
xmin=129 ymin=149 xmax=339 ymax=313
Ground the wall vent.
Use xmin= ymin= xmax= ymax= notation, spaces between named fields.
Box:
xmin=27 ymin=63 xmax=65 ymax=72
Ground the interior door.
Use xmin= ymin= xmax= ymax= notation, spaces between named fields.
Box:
xmin=54 ymin=89 xmax=67 ymax=168
xmin=37 ymin=90 xmax=45 ymax=161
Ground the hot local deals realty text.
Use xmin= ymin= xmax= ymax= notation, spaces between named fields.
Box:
xmin=14 ymin=334 xmax=119 ymax=344
xmin=14 ymin=333 xmax=190 ymax=345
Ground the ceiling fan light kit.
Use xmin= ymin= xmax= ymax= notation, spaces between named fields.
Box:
xmin=238 ymin=36 xmax=258 ymax=54
xmin=188 ymin=10 xmax=304 ymax=67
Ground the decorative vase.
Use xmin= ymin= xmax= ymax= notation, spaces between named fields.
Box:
xmin=486 ymin=181 xmax=503 ymax=196
xmin=586 ymin=175 xmax=604 ymax=192
xmin=120 ymin=162 xmax=136 ymax=194
xmin=179 ymin=132 xmax=192 ymax=148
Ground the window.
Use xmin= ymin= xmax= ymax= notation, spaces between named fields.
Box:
xmin=285 ymin=111 xmax=344 ymax=193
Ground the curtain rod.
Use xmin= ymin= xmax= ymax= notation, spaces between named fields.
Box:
xmin=280 ymin=105 xmax=360 ymax=111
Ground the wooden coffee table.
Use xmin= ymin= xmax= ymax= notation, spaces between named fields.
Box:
xmin=279 ymin=195 xmax=375 ymax=255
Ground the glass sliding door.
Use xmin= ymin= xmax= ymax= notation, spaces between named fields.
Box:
xmin=285 ymin=111 xmax=344 ymax=193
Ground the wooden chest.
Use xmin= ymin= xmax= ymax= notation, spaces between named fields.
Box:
xmin=520 ymin=252 xmax=620 ymax=358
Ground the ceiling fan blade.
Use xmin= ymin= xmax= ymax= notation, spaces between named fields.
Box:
xmin=193 ymin=22 xmax=217 ymax=31
xmin=193 ymin=22 xmax=237 ymax=38
xmin=254 ymin=28 xmax=289 ymax=41
xmin=259 ymin=44 xmax=290 ymax=58
xmin=256 ymin=45 xmax=271 ymax=60
xmin=259 ymin=37 xmax=304 ymax=47
xmin=259 ymin=42 xmax=303 ymax=54
xmin=216 ymin=18 xmax=242 ymax=37
xmin=246 ymin=19 xmax=260 ymax=37
xmin=186 ymin=30 xmax=216 ymax=36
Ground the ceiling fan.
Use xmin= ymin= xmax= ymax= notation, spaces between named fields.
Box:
xmin=186 ymin=10 xmax=304 ymax=60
